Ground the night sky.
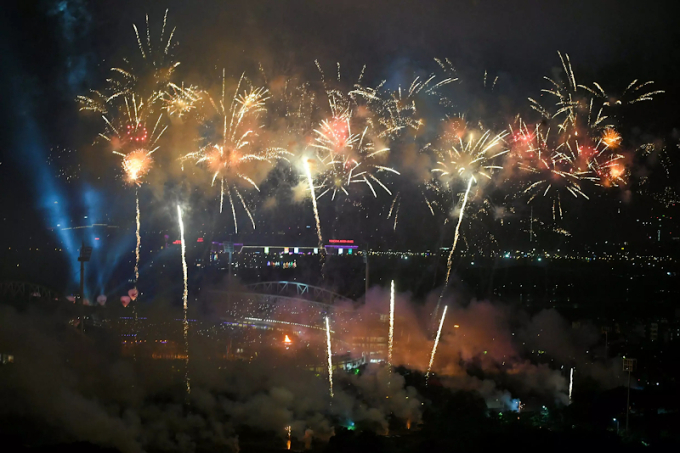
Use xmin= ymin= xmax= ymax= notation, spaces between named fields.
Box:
xmin=1 ymin=0 xmax=679 ymax=259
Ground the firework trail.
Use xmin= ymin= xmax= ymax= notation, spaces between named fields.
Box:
xmin=325 ymin=316 xmax=334 ymax=398
xmin=433 ymin=178 xmax=474 ymax=321
xmin=569 ymin=367 xmax=574 ymax=402
xmin=286 ymin=426 xmax=291 ymax=450
xmin=388 ymin=280 xmax=395 ymax=370
xmin=304 ymin=159 xmax=324 ymax=256
xmin=426 ymin=305 xmax=447 ymax=384
xmin=134 ymin=188 xmax=140 ymax=282
xmin=446 ymin=178 xmax=473 ymax=278
xmin=387 ymin=193 xmax=401 ymax=230
xmin=177 ymin=204 xmax=190 ymax=396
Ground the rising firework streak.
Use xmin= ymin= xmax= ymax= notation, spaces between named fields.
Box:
xmin=388 ymin=280 xmax=395 ymax=370
xmin=325 ymin=316 xmax=334 ymax=398
xmin=431 ymin=128 xmax=508 ymax=324
xmin=134 ymin=187 xmax=141 ymax=282
xmin=305 ymin=159 xmax=325 ymax=260
xmin=426 ymin=305 xmax=447 ymax=384
xmin=433 ymin=177 xmax=474 ymax=324
xmin=177 ymin=204 xmax=190 ymax=396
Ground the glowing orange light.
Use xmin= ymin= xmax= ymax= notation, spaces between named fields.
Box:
xmin=602 ymin=128 xmax=622 ymax=148
xmin=610 ymin=165 xmax=624 ymax=178
xmin=284 ymin=335 xmax=292 ymax=344
xmin=123 ymin=149 xmax=153 ymax=183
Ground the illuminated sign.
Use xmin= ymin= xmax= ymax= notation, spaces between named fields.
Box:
xmin=294 ymin=247 xmax=299 ymax=254
xmin=329 ymin=239 xmax=354 ymax=244
xmin=197 ymin=238 xmax=204 ymax=243
xmin=313 ymin=248 xmax=319 ymax=254
xmin=264 ymin=246 xmax=270 ymax=254
xmin=284 ymin=247 xmax=289 ymax=253
xmin=173 ymin=240 xmax=181 ymax=245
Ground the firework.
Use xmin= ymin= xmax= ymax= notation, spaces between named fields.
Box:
xmin=387 ymin=192 xmax=401 ymax=230
xmin=513 ymin=123 xmax=592 ymax=219
xmin=519 ymin=53 xmax=662 ymax=222
xmin=107 ymin=9 xmax=180 ymax=101
xmin=163 ymin=83 xmax=202 ymax=118
xmin=602 ymin=127 xmax=621 ymax=148
xmin=286 ymin=426 xmax=291 ymax=450
xmin=182 ymin=71 xmax=288 ymax=231
xmin=510 ymin=117 xmax=628 ymax=219
xmin=527 ymin=52 xmax=663 ymax=146
xmin=431 ymin=126 xmax=508 ymax=317
xmin=310 ymin=62 xmax=400 ymax=202
xmin=388 ymin=280 xmax=395 ymax=370
xmin=426 ymin=305 xmax=447 ymax=384
xmin=529 ymin=52 xmax=609 ymax=133
xmin=87 ymin=93 xmax=166 ymax=285
xmin=100 ymin=93 xmax=166 ymax=184
xmin=177 ymin=204 xmax=190 ymax=396
xmin=589 ymin=78 xmax=665 ymax=106
xmin=569 ymin=367 xmax=574 ymax=402
xmin=120 ymin=148 xmax=154 ymax=183
xmin=432 ymin=126 xmax=509 ymax=186
xmin=325 ymin=316 xmax=334 ymax=398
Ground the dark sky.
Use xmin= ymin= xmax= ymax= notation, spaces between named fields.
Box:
xmin=1 ymin=0 xmax=678 ymax=257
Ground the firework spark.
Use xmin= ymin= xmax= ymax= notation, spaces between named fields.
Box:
xmin=426 ymin=305 xmax=447 ymax=384
xmin=325 ymin=316 xmax=334 ymax=398
xmin=569 ymin=367 xmax=574 ymax=402
xmin=177 ymin=204 xmax=190 ymax=396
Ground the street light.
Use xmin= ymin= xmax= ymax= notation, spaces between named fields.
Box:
xmin=613 ymin=418 xmax=619 ymax=435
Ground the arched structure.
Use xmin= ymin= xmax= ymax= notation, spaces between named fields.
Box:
xmin=244 ymin=281 xmax=352 ymax=306
xmin=206 ymin=281 xmax=355 ymax=332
